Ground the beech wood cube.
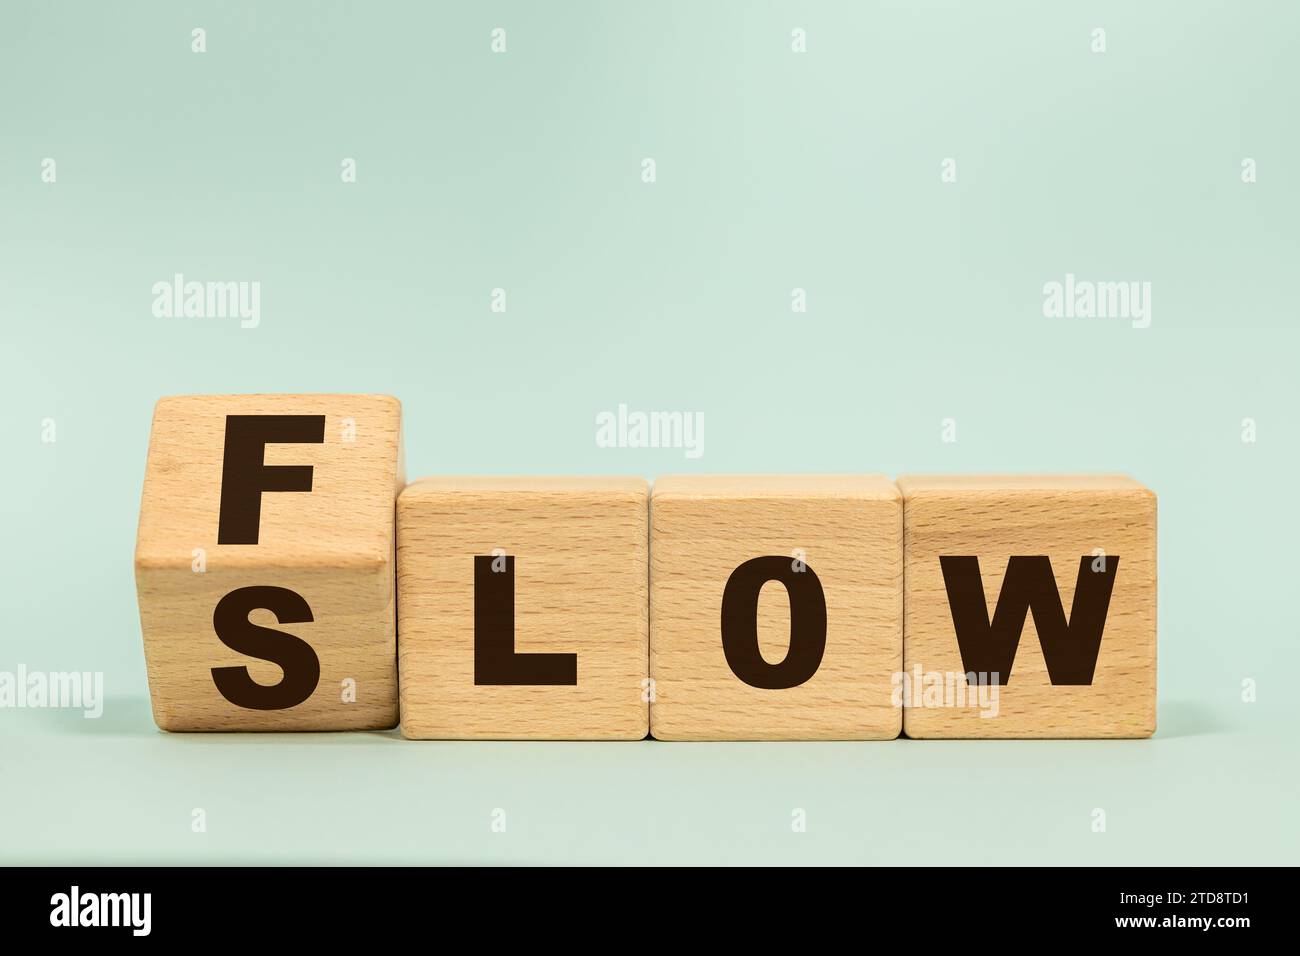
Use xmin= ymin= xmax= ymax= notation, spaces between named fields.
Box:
xmin=135 ymin=394 xmax=403 ymax=731
xmin=898 ymin=475 xmax=1156 ymax=739
xmin=397 ymin=476 xmax=649 ymax=740
xmin=650 ymin=475 xmax=902 ymax=740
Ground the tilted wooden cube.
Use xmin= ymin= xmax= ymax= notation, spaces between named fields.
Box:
xmin=135 ymin=394 xmax=403 ymax=731
xmin=898 ymin=475 xmax=1156 ymax=738
xmin=650 ymin=475 xmax=902 ymax=740
xmin=397 ymin=477 xmax=648 ymax=740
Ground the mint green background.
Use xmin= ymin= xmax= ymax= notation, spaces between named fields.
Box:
xmin=2 ymin=1 xmax=1297 ymax=864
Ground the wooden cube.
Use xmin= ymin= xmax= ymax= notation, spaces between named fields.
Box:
xmin=650 ymin=475 xmax=902 ymax=740
xmin=898 ymin=475 xmax=1156 ymax=738
xmin=397 ymin=477 xmax=648 ymax=739
xmin=135 ymin=394 xmax=403 ymax=731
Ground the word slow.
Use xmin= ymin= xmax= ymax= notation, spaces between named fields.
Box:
xmin=136 ymin=396 xmax=1156 ymax=740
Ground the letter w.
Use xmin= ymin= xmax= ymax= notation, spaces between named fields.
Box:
xmin=938 ymin=556 xmax=1119 ymax=685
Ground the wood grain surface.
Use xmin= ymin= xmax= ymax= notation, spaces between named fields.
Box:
xmin=898 ymin=474 xmax=1156 ymax=738
xmin=135 ymin=394 xmax=403 ymax=731
xmin=650 ymin=475 xmax=902 ymax=740
xmin=397 ymin=476 xmax=649 ymax=740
